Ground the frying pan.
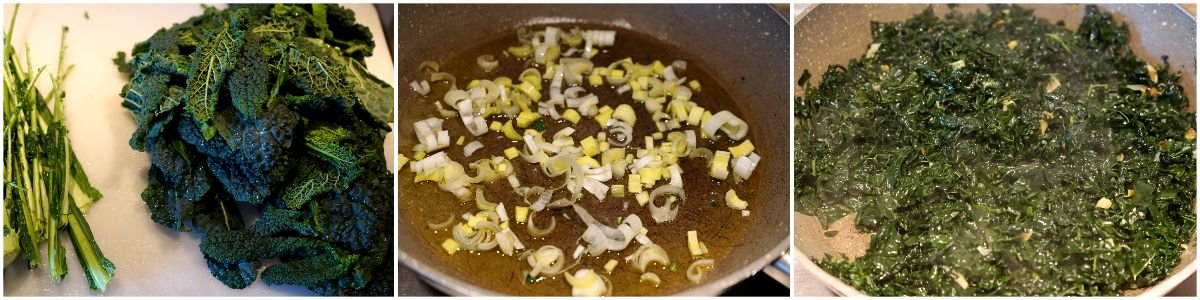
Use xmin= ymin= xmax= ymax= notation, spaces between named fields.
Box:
xmin=793 ymin=4 xmax=1197 ymax=296
xmin=397 ymin=4 xmax=790 ymax=296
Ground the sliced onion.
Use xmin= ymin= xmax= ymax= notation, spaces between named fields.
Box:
xmin=507 ymin=174 xmax=521 ymax=189
xmin=431 ymin=72 xmax=458 ymax=90
xmin=427 ymin=214 xmax=455 ymax=230
xmin=418 ymin=61 xmax=440 ymax=72
xmin=686 ymin=259 xmax=715 ymax=283
xmin=616 ymin=84 xmax=632 ymax=94
xmin=583 ymin=30 xmax=616 ymax=47
xmin=463 ymin=141 xmax=484 ymax=157
xmin=606 ymin=120 xmax=633 ymax=147
xmin=559 ymin=58 xmax=594 ymax=84
xmin=477 ymin=54 xmax=500 ymax=72
xmin=522 ymin=245 xmax=569 ymax=277
xmin=702 ymin=110 xmax=749 ymax=140
xmin=575 ymin=205 xmax=642 ymax=256
xmin=496 ymin=227 xmax=525 ymax=256
xmin=432 ymin=102 xmax=458 ymax=118
xmin=648 ymin=185 xmax=685 ymax=223
xmin=527 ymin=211 xmax=556 ymax=237
xmin=672 ymin=85 xmax=692 ymax=101
xmin=475 ymin=188 xmax=497 ymax=211
xmin=548 ymin=68 xmax=565 ymax=104
xmin=410 ymin=80 xmax=431 ymax=95
xmin=625 ymin=244 xmax=670 ymax=272
xmin=565 ymin=269 xmax=611 ymax=296
xmin=671 ymin=59 xmax=687 ymax=73
xmin=640 ymin=272 xmax=661 ymax=287
xmin=689 ymin=147 xmax=713 ymax=161
xmin=732 ymin=152 xmax=761 ymax=180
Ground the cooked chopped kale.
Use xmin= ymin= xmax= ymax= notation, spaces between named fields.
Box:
xmin=795 ymin=5 xmax=1195 ymax=296
xmin=116 ymin=4 xmax=393 ymax=296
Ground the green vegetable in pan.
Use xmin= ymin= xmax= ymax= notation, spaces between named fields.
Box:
xmin=795 ymin=5 xmax=1194 ymax=295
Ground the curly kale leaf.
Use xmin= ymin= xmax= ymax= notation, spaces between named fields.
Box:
xmin=120 ymin=4 xmax=393 ymax=295
xmin=181 ymin=104 xmax=299 ymax=204
xmin=282 ymin=165 xmax=344 ymax=210
xmin=199 ymin=230 xmax=328 ymax=264
xmin=303 ymin=125 xmax=359 ymax=179
xmin=284 ymin=38 xmax=353 ymax=110
xmin=261 ymin=248 xmax=360 ymax=290
xmin=314 ymin=4 xmax=374 ymax=61
xmin=184 ymin=12 xmax=246 ymax=140
xmin=191 ymin=195 xmax=261 ymax=289
xmin=342 ymin=58 xmax=393 ymax=128
xmin=227 ymin=29 xmax=272 ymax=119
xmin=253 ymin=207 xmax=318 ymax=236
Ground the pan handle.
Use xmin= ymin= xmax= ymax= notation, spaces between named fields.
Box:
xmin=761 ymin=250 xmax=791 ymax=288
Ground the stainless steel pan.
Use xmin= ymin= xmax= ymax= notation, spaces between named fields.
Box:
xmin=397 ymin=4 xmax=790 ymax=296
xmin=793 ymin=4 xmax=1196 ymax=296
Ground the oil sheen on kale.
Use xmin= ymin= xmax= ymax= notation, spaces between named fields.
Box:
xmin=795 ymin=5 xmax=1195 ymax=296
xmin=115 ymin=4 xmax=394 ymax=296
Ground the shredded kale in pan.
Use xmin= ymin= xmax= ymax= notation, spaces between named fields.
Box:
xmin=795 ymin=5 xmax=1195 ymax=295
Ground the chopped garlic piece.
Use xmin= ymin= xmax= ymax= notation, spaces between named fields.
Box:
xmin=504 ymin=147 xmax=520 ymax=159
xmin=604 ymin=259 xmax=619 ymax=273
xmin=865 ymin=43 xmax=881 ymax=59
xmin=687 ymin=230 xmax=702 ymax=256
xmin=565 ymin=269 xmax=608 ymax=296
xmin=949 ymin=60 xmax=966 ymax=70
xmin=636 ymin=192 xmax=650 ymax=206
xmin=580 ymin=137 xmax=599 ymax=157
xmin=1044 ymin=75 xmax=1060 ymax=93
xmin=1096 ymin=197 xmax=1112 ymax=209
xmin=729 ymin=140 xmax=755 ymax=158
xmin=516 ymin=111 xmax=541 ymax=128
xmin=397 ymin=154 xmax=410 ymax=169
xmin=1146 ymin=64 xmax=1158 ymax=83
xmin=1007 ymin=40 xmax=1018 ymax=49
xmin=710 ymin=151 xmax=731 ymax=180
xmin=629 ymin=174 xmax=644 ymax=193
xmin=725 ymin=189 xmax=748 ymax=210
xmin=441 ymin=238 xmax=460 ymax=255
xmin=515 ymin=206 xmax=530 ymax=223
xmin=1187 ymin=128 xmax=1196 ymax=140
xmin=1038 ymin=119 xmax=1048 ymax=138
xmin=953 ymin=271 xmax=969 ymax=289
xmin=612 ymin=185 xmax=626 ymax=197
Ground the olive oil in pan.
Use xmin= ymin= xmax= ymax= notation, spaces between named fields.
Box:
xmin=399 ymin=25 xmax=758 ymax=295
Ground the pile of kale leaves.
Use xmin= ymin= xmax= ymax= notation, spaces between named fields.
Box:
xmin=795 ymin=5 xmax=1195 ymax=296
xmin=115 ymin=4 xmax=393 ymax=296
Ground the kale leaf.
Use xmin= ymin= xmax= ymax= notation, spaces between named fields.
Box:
xmin=117 ymin=4 xmax=393 ymax=295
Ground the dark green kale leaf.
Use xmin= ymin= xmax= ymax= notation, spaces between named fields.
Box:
xmin=184 ymin=11 xmax=247 ymax=140
xmin=118 ymin=4 xmax=392 ymax=295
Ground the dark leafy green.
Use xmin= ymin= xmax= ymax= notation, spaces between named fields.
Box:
xmin=795 ymin=5 xmax=1195 ymax=296
xmin=116 ymin=4 xmax=392 ymax=296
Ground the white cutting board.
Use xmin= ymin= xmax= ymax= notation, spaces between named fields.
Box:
xmin=1 ymin=4 xmax=395 ymax=296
